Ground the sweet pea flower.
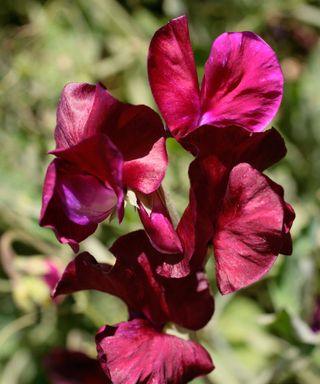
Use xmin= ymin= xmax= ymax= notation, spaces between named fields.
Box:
xmin=144 ymin=16 xmax=294 ymax=294
xmin=53 ymin=230 xmax=214 ymax=383
xmin=40 ymin=83 xmax=167 ymax=252
xmin=140 ymin=126 xmax=294 ymax=294
xmin=148 ymin=15 xmax=283 ymax=139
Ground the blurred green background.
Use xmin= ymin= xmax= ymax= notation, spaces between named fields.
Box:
xmin=0 ymin=0 xmax=320 ymax=383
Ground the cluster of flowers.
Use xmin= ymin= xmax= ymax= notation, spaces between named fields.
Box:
xmin=40 ymin=16 xmax=295 ymax=384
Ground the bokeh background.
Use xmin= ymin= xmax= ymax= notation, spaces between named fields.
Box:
xmin=1 ymin=0 xmax=320 ymax=383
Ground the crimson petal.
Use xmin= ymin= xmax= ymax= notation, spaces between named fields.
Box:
xmin=213 ymin=163 xmax=287 ymax=294
xmin=96 ymin=319 xmax=214 ymax=384
xmin=148 ymin=15 xmax=201 ymax=139
xmin=200 ymin=32 xmax=283 ymax=132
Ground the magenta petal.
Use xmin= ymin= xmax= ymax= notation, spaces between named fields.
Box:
xmin=44 ymin=349 xmax=108 ymax=384
xmin=137 ymin=190 xmax=183 ymax=254
xmin=53 ymin=231 xmax=214 ymax=330
xmin=148 ymin=15 xmax=201 ymax=139
xmin=213 ymin=163 xmax=285 ymax=294
xmin=39 ymin=161 xmax=98 ymax=252
xmin=96 ymin=319 xmax=214 ymax=384
xmin=200 ymin=32 xmax=283 ymax=132
xmin=123 ymin=138 xmax=168 ymax=194
xmin=52 ymin=134 xmax=124 ymax=220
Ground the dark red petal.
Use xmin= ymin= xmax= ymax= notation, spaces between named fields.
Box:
xmin=53 ymin=231 xmax=214 ymax=330
xmin=213 ymin=163 xmax=286 ymax=294
xmin=44 ymin=349 xmax=108 ymax=384
xmin=111 ymin=231 xmax=214 ymax=330
xmin=123 ymin=138 xmax=168 ymax=194
xmin=52 ymin=252 xmax=113 ymax=295
xmin=104 ymin=103 xmax=166 ymax=162
xmin=39 ymin=160 xmax=98 ymax=252
xmin=175 ymin=188 xmax=213 ymax=273
xmin=55 ymin=83 xmax=117 ymax=149
xmin=200 ymin=32 xmax=283 ymax=132
xmin=266 ymin=179 xmax=295 ymax=255
xmin=51 ymin=134 xmax=124 ymax=220
xmin=163 ymin=267 xmax=214 ymax=330
xmin=183 ymin=125 xmax=287 ymax=172
xmin=148 ymin=15 xmax=201 ymax=139
xmin=137 ymin=189 xmax=183 ymax=254
xmin=96 ymin=319 xmax=214 ymax=384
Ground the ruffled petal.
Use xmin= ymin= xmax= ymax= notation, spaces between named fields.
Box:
xmin=200 ymin=32 xmax=283 ymax=132
xmin=39 ymin=160 xmax=98 ymax=252
xmin=44 ymin=349 xmax=108 ymax=384
xmin=148 ymin=15 xmax=201 ymax=139
xmin=53 ymin=231 xmax=214 ymax=330
xmin=96 ymin=319 xmax=214 ymax=384
xmin=213 ymin=163 xmax=287 ymax=294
